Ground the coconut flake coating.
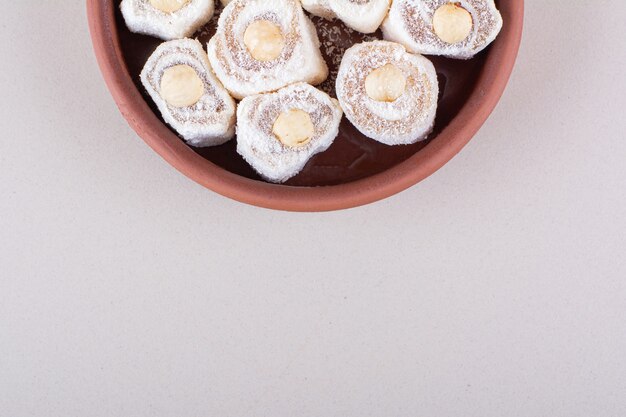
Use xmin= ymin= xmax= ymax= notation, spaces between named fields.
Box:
xmin=336 ymin=40 xmax=439 ymax=145
xmin=141 ymin=38 xmax=237 ymax=147
xmin=382 ymin=0 xmax=503 ymax=59
xmin=207 ymin=0 xmax=329 ymax=99
xmin=237 ymin=83 xmax=343 ymax=183
xmin=331 ymin=0 xmax=392 ymax=34
xmin=120 ymin=0 xmax=215 ymax=40
xmin=301 ymin=0 xmax=335 ymax=20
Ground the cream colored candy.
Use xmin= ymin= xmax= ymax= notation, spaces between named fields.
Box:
xmin=244 ymin=20 xmax=286 ymax=62
xmin=432 ymin=3 xmax=473 ymax=44
xmin=365 ymin=63 xmax=407 ymax=102
xmin=272 ymin=109 xmax=315 ymax=148
xmin=149 ymin=0 xmax=189 ymax=13
xmin=160 ymin=64 xmax=205 ymax=107
xmin=207 ymin=0 xmax=329 ymax=99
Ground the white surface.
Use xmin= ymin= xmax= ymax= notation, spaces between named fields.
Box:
xmin=1 ymin=1 xmax=625 ymax=416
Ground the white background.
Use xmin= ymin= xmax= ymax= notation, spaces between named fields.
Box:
xmin=1 ymin=1 xmax=625 ymax=416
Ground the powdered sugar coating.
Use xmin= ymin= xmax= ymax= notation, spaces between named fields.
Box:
xmin=330 ymin=0 xmax=392 ymax=34
xmin=120 ymin=0 xmax=214 ymax=40
xmin=141 ymin=38 xmax=236 ymax=147
xmin=302 ymin=0 xmax=391 ymax=34
xmin=207 ymin=0 xmax=328 ymax=99
xmin=336 ymin=41 xmax=438 ymax=145
xmin=301 ymin=0 xmax=335 ymax=20
xmin=382 ymin=0 xmax=502 ymax=59
xmin=237 ymin=83 xmax=343 ymax=183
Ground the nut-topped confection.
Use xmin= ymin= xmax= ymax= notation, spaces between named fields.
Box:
xmin=141 ymin=39 xmax=237 ymax=147
xmin=336 ymin=40 xmax=438 ymax=145
xmin=302 ymin=0 xmax=391 ymax=34
xmin=330 ymin=0 xmax=391 ymax=34
xmin=237 ymin=83 xmax=343 ymax=183
xmin=207 ymin=0 xmax=329 ymax=100
xmin=120 ymin=0 xmax=214 ymax=40
xmin=382 ymin=0 xmax=503 ymax=59
xmin=300 ymin=0 xmax=335 ymax=20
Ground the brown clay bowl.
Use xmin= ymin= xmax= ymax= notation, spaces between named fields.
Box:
xmin=87 ymin=0 xmax=523 ymax=212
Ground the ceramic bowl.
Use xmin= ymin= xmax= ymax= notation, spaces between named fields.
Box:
xmin=87 ymin=0 xmax=523 ymax=211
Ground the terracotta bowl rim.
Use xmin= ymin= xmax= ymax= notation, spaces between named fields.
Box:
xmin=87 ymin=0 xmax=524 ymax=212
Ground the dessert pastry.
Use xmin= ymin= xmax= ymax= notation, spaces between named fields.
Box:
xmin=207 ymin=0 xmax=329 ymax=100
xmin=141 ymin=39 xmax=237 ymax=147
xmin=382 ymin=0 xmax=503 ymax=59
xmin=301 ymin=0 xmax=391 ymax=34
xmin=300 ymin=0 xmax=335 ymax=20
xmin=336 ymin=41 xmax=438 ymax=145
xmin=120 ymin=0 xmax=214 ymax=40
xmin=237 ymin=83 xmax=343 ymax=183
xmin=332 ymin=0 xmax=391 ymax=34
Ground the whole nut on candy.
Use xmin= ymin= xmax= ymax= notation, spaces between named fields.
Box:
xmin=160 ymin=64 xmax=205 ymax=108
xmin=365 ymin=63 xmax=407 ymax=102
xmin=244 ymin=20 xmax=286 ymax=62
xmin=272 ymin=109 xmax=315 ymax=148
xmin=432 ymin=3 xmax=474 ymax=44
xmin=149 ymin=0 xmax=190 ymax=13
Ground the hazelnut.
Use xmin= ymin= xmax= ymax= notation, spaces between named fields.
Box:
xmin=149 ymin=0 xmax=189 ymax=13
xmin=160 ymin=64 xmax=205 ymax=108
xmin=272 ymin=109 xmax=315 ymax=148
xmin=432 ymin=3 xmax=473 ymax=44
xmin=244 ymin=20 xmax=286 ymax=62
xmin=365 ymin=63 xmax=407 ymax=102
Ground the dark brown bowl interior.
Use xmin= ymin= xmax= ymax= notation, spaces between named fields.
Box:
xmin=88 ymin=0 xmax=523 ymax=211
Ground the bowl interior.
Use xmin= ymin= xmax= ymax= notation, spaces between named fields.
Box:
xmin=115 ymin=1 xmax=488 ymax=187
